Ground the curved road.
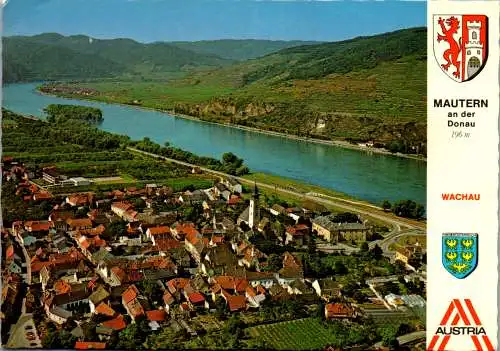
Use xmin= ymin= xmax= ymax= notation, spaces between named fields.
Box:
xmin=128 ymin=147 xmax=426 ymax=232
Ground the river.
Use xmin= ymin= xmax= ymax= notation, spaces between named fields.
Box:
xmin=2 ymin=83 xmax=426 ymax=206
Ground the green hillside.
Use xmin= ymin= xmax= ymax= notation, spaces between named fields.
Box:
xmin=2 ymin=33 xmax=233 ymax=83
xmin=171 ymin=39 xmax=320 ymax=61
xmin=2 ymin=37 xmax=127 ymax=82
xmin=38 ymin=27 xmax=427 ymax=155
xmin=242 ymin=27 xmax=426 ymax=83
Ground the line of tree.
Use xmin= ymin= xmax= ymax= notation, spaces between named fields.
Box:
xmin=381 ymin=199 xmax=425 ymax=219
xmin=129 ymin=137 xmax=250 ymax=176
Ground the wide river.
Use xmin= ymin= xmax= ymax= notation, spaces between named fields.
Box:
xmin=2 ymin=83 xmax=426 ymax=206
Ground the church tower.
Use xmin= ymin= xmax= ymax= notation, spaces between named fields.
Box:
xmin=248 ymin=182 xmax=260 ymax=228
xmin=464 ymin=21 xmax=484 ymax=79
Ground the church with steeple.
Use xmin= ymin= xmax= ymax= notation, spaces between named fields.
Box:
xmin=237 ymin=182 xmax=260 ymax=229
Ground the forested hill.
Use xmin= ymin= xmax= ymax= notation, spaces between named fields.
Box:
xmin=2 ymin=34 xmax=322 ymax=83
xmin=241 ymin=27 xmax=427 ymax=84
xmin=170 ymin=39 xmax=320 ymax=61
xmin=2 ymin=33 xmax=233 ymax=83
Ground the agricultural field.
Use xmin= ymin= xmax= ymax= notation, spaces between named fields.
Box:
xmin=246 ymin=318 xmax=368 ymax=350
xmin=2 ymin=110 xmax=217 ymax=193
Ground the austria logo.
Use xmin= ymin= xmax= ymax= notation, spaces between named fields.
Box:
xmin=427 ymin=299 xmax=494 ymax=351
xmin=434 ymin=15 xmax=488 ymax=82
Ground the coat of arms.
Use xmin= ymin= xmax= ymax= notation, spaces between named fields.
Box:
xmin=442 ymin=233 xmax=478 ymax=279
xmin=434 ymin=15 xmax=488 ymax=82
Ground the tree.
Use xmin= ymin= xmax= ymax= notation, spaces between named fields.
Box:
xmin=222 ymin=152 xmax=238 ymax=164
xmin=379 ymin=325 xmax=399 ymax=348
xmin=394 ymin=260 xmax=407 ymax=275
xmin=392 ymin=200 xmax=425 ymax=219
xmin=381 ymin=200 xmax=392 ymax=211
xmin=42 ymin=330 xmax=76 ymax=349
xmin=266 ymin=253 xmax=283 ymax=272
xmin=117 ymin=318 xmax=150 ymax=350
xmin=360 ymin=242 xmax=369 ymax=253
xmin=224 ymin=314 xmax=245 ymax=337
xmin=144 ymin=327 xmax=187 ymax=350
xmin=102 ymin=220 xmax=126 ymax=240
xmin=370 ymin=244 xmax=383 ymax=260
xmin=333 ymin=261 xmax=348 ymax=275
xmin=214 ymin=297 xmax=227 ymax=320
xmin=133 ymin=198 xmax=146 ymax=211
xmin=75 ymin=205 xmax=90 ymax=218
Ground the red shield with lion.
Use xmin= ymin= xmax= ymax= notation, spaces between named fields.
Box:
xmin=433 ymin=15 xmax=488 ymax=82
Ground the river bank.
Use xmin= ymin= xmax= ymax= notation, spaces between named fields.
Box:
xmin=36 ymin=87 xmax=427 ymax=162
xmin=4 ymin=82 xmax=426 ymax=206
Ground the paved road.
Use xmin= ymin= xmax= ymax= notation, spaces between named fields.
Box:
xmin=128 ymin=147 xmax=426 ymax=231
xmin=368 ymin=284 xmax=393 ymax=310
xmin=379 ymin=230 xmax=426 ymax=255
xmin=369 ymin=227 xmax=426 ymax=257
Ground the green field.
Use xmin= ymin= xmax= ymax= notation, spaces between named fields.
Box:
xmin=242 ymin=172 xmax=356 ymax=201
xmin=246 ymin=318 xmax=360 ymax=350
xmin=247 ymin=318 xmax=335 ymax=350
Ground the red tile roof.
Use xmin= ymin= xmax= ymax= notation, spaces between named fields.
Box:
xmin=167 ymin=278 xmax=190 ymax=293
xmin=211 ymin=236 xmax=225 ymax=244
xmin=227 ymin=195 xmax=241 ymax=205
xmin=67 ymin=218 xmax=93 ymax=228
xmin=126 ymin=298 xmax=145 ymax=319
xmin=78 ymin=225 xmax=105 ymax=237
xmin=227 ymin=295 xmax=247 ymax=312
xmin=246 ymin=286 xmax=257 ymax=297
xmin=34 ymin=192 xmax=52 ymax=200
xmin=325 ymin=303 xmax=354 ymax=318
xmin=74 ymin=341 xmax=107 ymax=350
xmin=256 ymin=284 xmax=267 ymax=295
xmin=143 ymin=256 xmax=175 ymax=270
xmin=24 ymin=220 xmax=52 ymax=232
xmin=101 ymin=314 xmax=127 ymax=331
xmin=147 ymin=226 xmax=170 ymax=235
xmin=214 ymin=276 xmax=247 ymax=291
xmin=154 ymin=238 xmax=182 ymax=251
xmin=235 ymin=279 xmax=249 ymax=293
xmin=95 ymin=302 xmax=116 ymax=317
xmin=188 ymin=292 xmax=206 ymax=304
xmin=54 ymin=280 xmax=72 ymax=295
xmin=163 ymin=291 xmax=175 ymax=305
xmin=172 ymin=222 xmax=199 ymax=238
xmin=180 ymin=302 xmax=191 ymax=311
xmin=6 ymin=245 xmax=14 ymax=259
xmin=31 ymin=248 xmax=84 ymax=272
xmin=122 ymin=284 xmax=139 ymax=304
xmin=110 ymin=267 xmax=126 ymax=283
xmin=146 ymin=309 xmax=166 ymax=321
xmin=286 ymin=224 xmax=309 ymax=236
xmin=67 ymin=194 xmax=92 ymax=206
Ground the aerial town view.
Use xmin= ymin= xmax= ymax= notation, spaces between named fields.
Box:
xmin=1 ymin=1 xmax=427 ymax=350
